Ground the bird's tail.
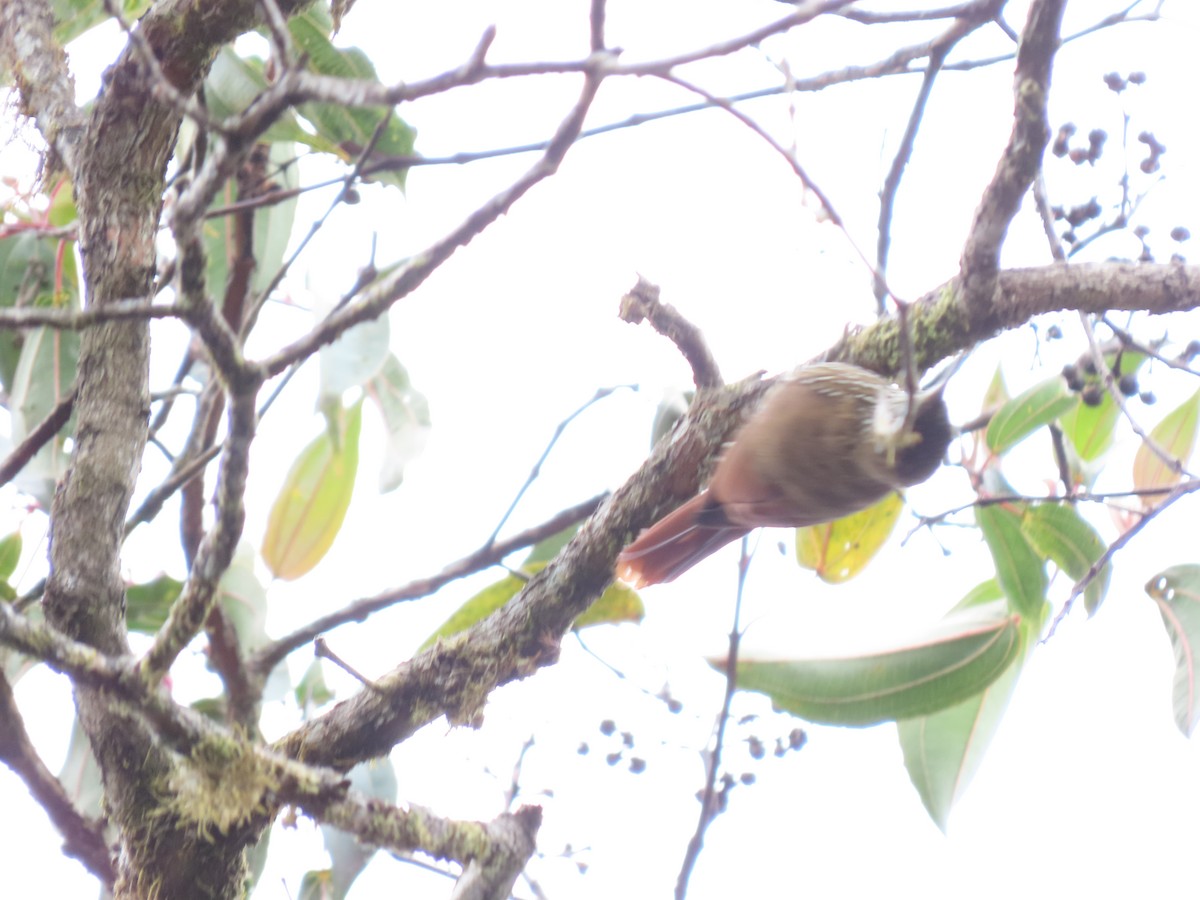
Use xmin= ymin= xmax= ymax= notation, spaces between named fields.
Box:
xmin=615 ymin=493 xmax=750 ymax=588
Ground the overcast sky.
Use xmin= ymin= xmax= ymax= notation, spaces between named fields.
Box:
xmin=3 ymin=2 xmax=1200 ymax=897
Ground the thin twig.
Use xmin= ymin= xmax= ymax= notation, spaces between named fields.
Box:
xmin=486 ymin=386 xmax=635 ymax=549
xmin=618 ymin=277 xmax=722 ymax=390
xmin=0 ymin=388 xmax=76 ymax=487
xmin=676 ymin=535 xmax=751 ymax=899
xmin=1046 ymin=480 xmax=1196 ymax=636
xmin=247 ymin=493 xmax=608 ymax=677
xmin=0 ymin=670 xmax=115 ymax=885
xmin=258 ymin=51 xmax=613 ymax=378
xmin=875 ymin=39 xmax=952 ymax=313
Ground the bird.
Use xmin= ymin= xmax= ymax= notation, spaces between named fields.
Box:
xmin=615 ymin=360 xmax=958 ymax=587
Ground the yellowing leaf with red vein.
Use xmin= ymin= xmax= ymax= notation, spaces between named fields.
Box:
xmin=1145 ymin=565 xmax=1200 ymax=736
xmin=262 ymin=401 xmax=362 ymax=580
xmin=1133 ymin=389 xmax=1200 ymax=509
xmin=795 ymin=492 xmax=903 ymax=583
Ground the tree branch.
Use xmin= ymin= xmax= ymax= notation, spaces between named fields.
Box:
xmin=958 ymin=0 xmax=1066 ymax=317
xmin=0 ymin=670 xmax=115 ymax=885
xmin=276 ymin=260 xmax=1200 ymax=771
xmin=248 ymin=492 xmax=608 ymax=677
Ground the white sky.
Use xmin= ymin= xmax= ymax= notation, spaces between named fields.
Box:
xmin=3 ymin=1 xmax=1200 ymax=897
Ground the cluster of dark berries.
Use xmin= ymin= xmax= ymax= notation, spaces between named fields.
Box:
xmin=1052 ymin=124 xmax=1107 ymax=166
xmin=1103 ymin=71 xmax=1146 ymax=93
xmin=1050 ymin=197 xmax=1103 ymax=246
xmin=1138 ymin=130 xmax=1166 ymax=174
xmin=579 ymin=718 xmax=646 ymax=775
xmin=1062 ymin=353 xmax=1154 ymax=407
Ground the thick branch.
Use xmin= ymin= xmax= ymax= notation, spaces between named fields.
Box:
xmin=277 ymin=261 xmax=1200 ymax=770
xmin=958 ymin=0 xmax=1066 ymax=316
xmin=304 ymin=792 xmax=541 ymax=899
xmin=0 ymin=0 xmax=85 ymax=171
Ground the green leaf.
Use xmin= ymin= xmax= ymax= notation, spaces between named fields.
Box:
xmin=58 ymin=716 xmax=103 ymax=820
xmin=262 ymin=401 xmax=363 ymax=580
xmin=726 ymin=606 xmax=1023 ymax=727
xmin=650 ymin=389 xmax=692 ymax=448
xmin=46 ymin=179 xmax=77 ymax=228
xmin=10 ymin=322 xmax=80 ymax=506
xmin=363 ymin=354 xmax=430 ymax=493
xmin=50 ymin=0 xmax=152 ymax=44
xmin=320 ymin=314 xmax=391 ymax=402
xmin=202 ymin=139 xmax=301 ymax=307
xmin=0 ymin=233 xmax=58 ymax=392
xmin=795 ymin=492 xmax=903 ymax=583
xmin=204 ymin=49 xmax=335 ymax=150
xmin=573 ymin=580 xmax=644 ymax=629
xmin=0 ymin=532 xmax=21 ymax=582
xmin=1021 ymin=503 xmax=1111 ymax=616
xmin=898 ymin=648 xmax=1024 ymax=831
xmin=1058 ymin=394 xmax=1119 ymax=470
xmin=421 ymin=573 xmax=525 ymax=652
xmin=421 ymin=556 xmax=644 ymax=651
xmin=897 ymin=584 xmax=1042 ymax=829
xmin=125 ymin=574 xmax=184 ymax=634
xmin=977 ymin=503 xmax=1047 ymax=618
xmin=1132 ymin=388 xmax=1200 ymax=505
xmin=295 ymin=659 xmax=335 ymax=710
xmin=985 ymin=376 xmax=1077 ymax=455
xmin=1058 ymin=351 xmax=1148 ymax=474
xmin=1145 ymin=565 xmax=1200 ymax=736
xmin=980 ymin=364 xmax=1009 ymax=414
xmin=249 ymin=146 xmax=301 ymax=293
xmin=218 ymin=542 xmax=269 ymax=653
xmin=288 ymin=9 xmax=417 ymax=189
xmin=524 ymin=526 xmax=578 ymax=566
xmin=320 ymin=760 xmax=398 ymax=898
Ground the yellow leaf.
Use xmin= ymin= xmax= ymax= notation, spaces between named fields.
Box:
xmin=1133 ymin=388 xmax=1200 ymax=508
xmin=795 ymin=493 xmax=904 ymax=583
xmin=262 ymin=401 xmax=362 ymax=580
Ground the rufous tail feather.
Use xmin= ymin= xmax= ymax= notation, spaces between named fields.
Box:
xmin=616 ymin=493 xmax=749 ymax=587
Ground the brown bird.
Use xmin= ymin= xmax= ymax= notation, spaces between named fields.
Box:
xmin=616 ymin=361 xmax=957 ymax=587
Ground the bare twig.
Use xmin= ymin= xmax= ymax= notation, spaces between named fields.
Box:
xmin=837 ymin=1 xmax=993 ymax=24
xmin=259 ymin=51 xmax=613 ymax=378
xmin=875 ymin=34 xmax=957 ymax=313
xmin=248 ymin=493 xmax=608 ymax=677
xmin=0 ymin=670 xmax=115 ymax=885
xmin=0 ymin=388 xmax=76 ymax=488
xmin=589 ymin=0 xmax=606 ymax=52
xmin=487 ymin=387 xmax=636 ymax=549
xmin=676 ymin=535 xmax=751 ymax=899
xmin=124 ymin=444 xmax=223 ymax=535
xmin=905 ymin=484 xmax=1190 ymax=540
xmin=1031 ymin=172 xmax=1068 ymax=262
xmin=619 ymin=278 xmax=722 ymax=390
xmin=1046 ymin=481 xmax=1197 ymax=636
